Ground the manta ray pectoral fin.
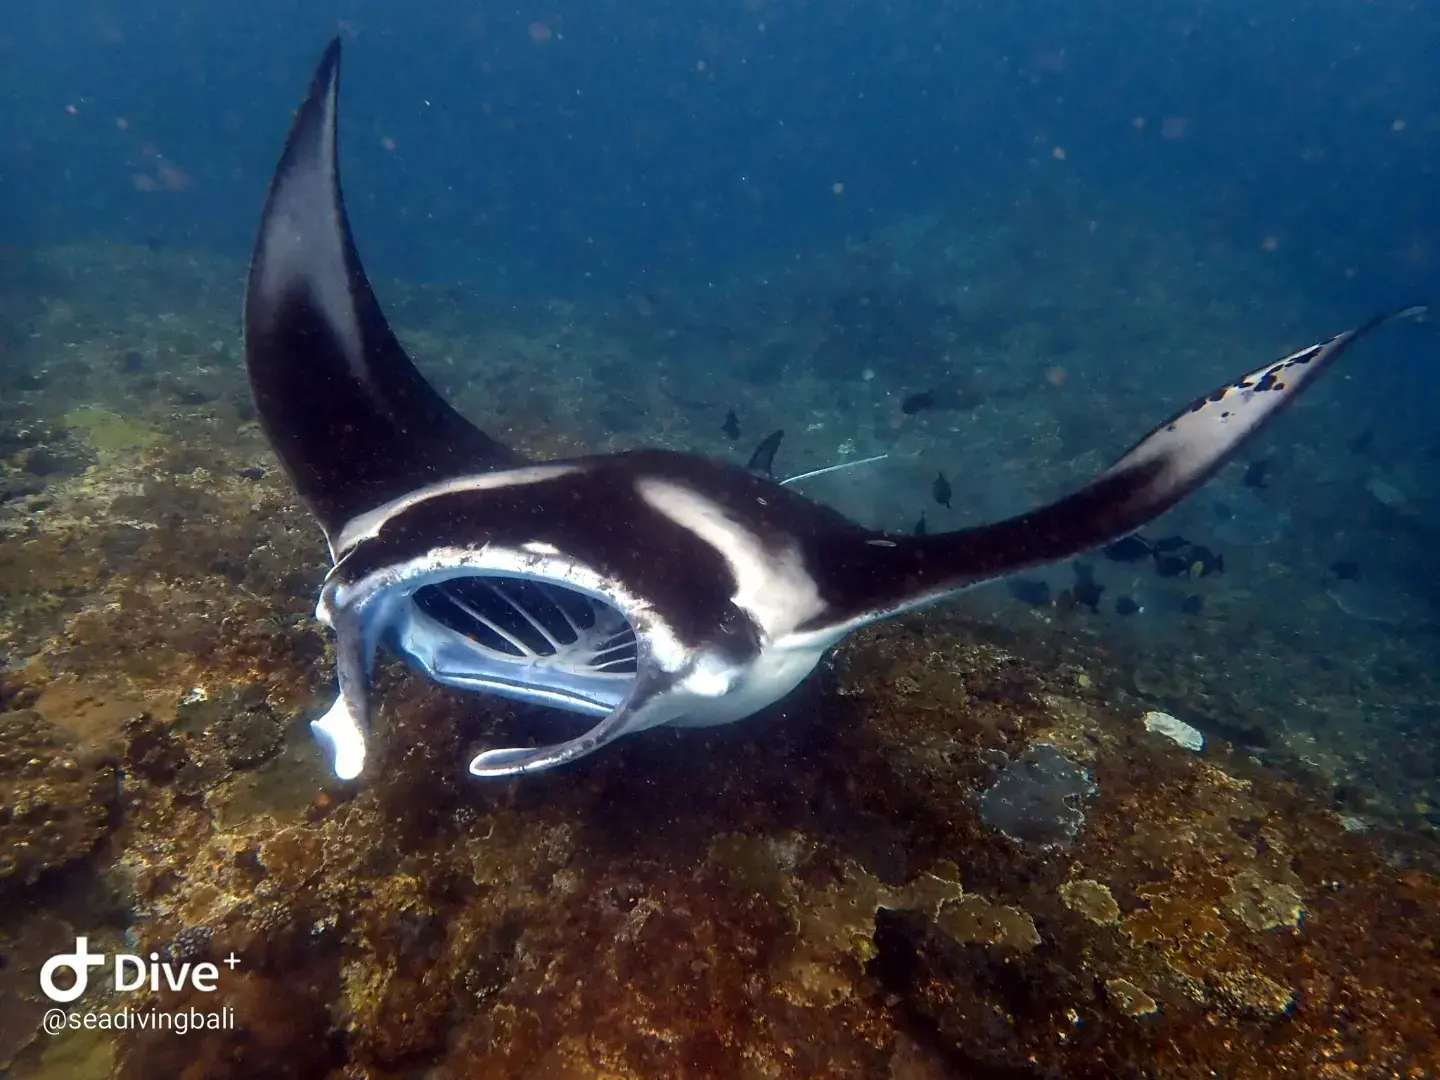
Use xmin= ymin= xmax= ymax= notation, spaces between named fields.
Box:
xmin=468 ymin=651 xmax=676 ymax=778
xmin=812 ymin=307 xmax=1428 ymax=624
xmin=244 ymin=38 xmax=525 ymax=545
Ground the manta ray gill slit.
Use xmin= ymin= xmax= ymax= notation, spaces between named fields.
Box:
xmin=393 ymin=575 xmax=639 ymax=714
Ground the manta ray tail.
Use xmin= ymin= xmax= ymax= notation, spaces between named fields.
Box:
xmin=814 ymin=307 xmax=1427 ymax=626
xmin=243 ymin=38 xmax=524 ymax=547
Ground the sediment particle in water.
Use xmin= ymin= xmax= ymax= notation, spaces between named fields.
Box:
xmin=1142 ymin=710 xmax=1204 ymax=752
xmin=1059 ymin=878 xmax=1120 ymax=924
xmin=1105 ymin=977 xmax=1159 ymax=1017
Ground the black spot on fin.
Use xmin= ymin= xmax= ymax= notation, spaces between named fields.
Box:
xmin=803 ymin=308 xmax=1426 ymax=627
xmin=746 ymin=429 xmax=784 ymax=476
xmin=243 ymin=38 xmax=524 ymax=543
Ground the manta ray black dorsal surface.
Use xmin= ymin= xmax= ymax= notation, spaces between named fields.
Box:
xmin=243 ymin=37 xmax=524 ymax=545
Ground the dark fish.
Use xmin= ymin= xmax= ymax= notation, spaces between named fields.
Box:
xmin=1115 ymin=596 xmax=1140 ymax=616
xmin=932 ymin=471 xmax=952 ymax=508
xmin=1181 ymin=594 xmax=1205 ymax=615
xmin=721 ymin=409 xmax=740 ymax=440
xmin=913 ymin=511 xmax=928 ymax=536
xmin=745 ymin=429 xmax=784 ymax=476
xmin=1348 ymin=428 xmax=1375 ymax=456
xmin=1243 ymin=460 xmax=1270 ymax=489
xmin=901 ymin=391 xmax=936 ymax=415
xmin=1185 ymin=544 xmax=1224 ymax=578
xmin=1152 ymin=535 xmax=1190 ymax=553
xmin=1068 ymin=563 xmax=1104 ymax=612
xmin=1154 ymin=554 xmax=1188 ymax=578
xmin=234 ymin=466 xmax=268 ymax=481
xmin=1007 ymin=578 xmax=1052 ymax=607
xmin=1102 ymin=535 xmax=1153 ymax=563
xmin=1330 ymin=559 xmax=1361 ymax=581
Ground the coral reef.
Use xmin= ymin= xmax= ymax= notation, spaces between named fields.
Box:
xmin=0 ymin=236 xmax=1437 ymax=1078
xmin=0 ymin=708 xmax=116 ymax=890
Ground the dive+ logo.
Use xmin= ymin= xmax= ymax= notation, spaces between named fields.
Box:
xmin=39 ymin=938 xmax=239 ymax=1003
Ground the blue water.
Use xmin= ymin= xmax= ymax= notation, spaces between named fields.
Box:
xmin=3 ymin=0 xmax=1437 ymax=314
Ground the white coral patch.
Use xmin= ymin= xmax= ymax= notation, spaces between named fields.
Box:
xmin=1142 ymin=710 xmax=1204 ymax=752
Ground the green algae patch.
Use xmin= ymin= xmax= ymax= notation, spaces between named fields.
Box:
xmin=59 ymin=407 xmax=162 ymax=452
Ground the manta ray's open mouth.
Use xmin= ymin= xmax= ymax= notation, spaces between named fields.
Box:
xmin=392 ymin=575 xmax=638 ymax=715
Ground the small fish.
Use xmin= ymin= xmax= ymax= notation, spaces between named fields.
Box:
xmin=901 ymin=391 xmax=936 ymax=415
xmin=1186 ymin=544 xmax=1224 ymax=577
xmin=1151 ymin=535 xmax=1190 ymax=553
xmin=234 ymin=466 xmax=268 ymax=481
xmin=1243 ymin=460 xmax=1270 ymax=489
xmin=932 ymin=471 xmax=952 ymax=508
xmin=1330 ymin=559 xmax=1361 ymax=581
xmin=745 ymin=430 xmax=784 ymax=476
xmin=913 ymin=511 xmax=928 ymax=536
xmin=1154 ymin=554 xmax=1188 ymax=578
xmin=1064 ymin=580 xmax=1104 ymax=613
xmin=1347 ymin=428 xmax=1375 ymax=456
xmin=1067 ymin=563 xmax=1104 ymax=612
xmin=1007 ymin=578 xmax=1052 ymax=607
xmin=1115 ymin=596 xmax=1141 ymax=616
xmin=1180 ymin=594 xmax=1205 ymax=615
xmin=721 ymin=409 xmax=740 ymax=440
xmin=1102 ymin=535 xmax=1153 ymax=563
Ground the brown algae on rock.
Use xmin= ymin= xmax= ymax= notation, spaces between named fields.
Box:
xmin=934 ymin=895 xmax=1040 ymax=951
xmin=58 ymin=407 xmax=162 ymax=453
xmin=1059 ymin=878 xmax=1121 ymax=924
xmin=1225 ymin=868 xmax=1305 ymax=931
xmin=1105 ymin=977 xmax=1159 ymax=1017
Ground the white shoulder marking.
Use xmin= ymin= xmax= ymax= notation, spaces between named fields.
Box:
xmin=635 ymin=477 xmax=826 ymax=637
xmin=333 ymin=464 xmax=579 ymax=555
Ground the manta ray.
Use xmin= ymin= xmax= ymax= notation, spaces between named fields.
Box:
xmin=243 ymin=38 xmax=1422 ymax=781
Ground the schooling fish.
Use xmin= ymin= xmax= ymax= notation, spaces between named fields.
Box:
xmin=1242 ymin=459 xmax=1270 ymax=489
xmin=913 ymin=511 xmax=928 ymax=536
xmin=243 ymin=39 xmax=1426 ymax=781
xmin=933 ymin=471 xmax=952 ymax=508
xmin=721 ymin=409 xmax=741 ymax=441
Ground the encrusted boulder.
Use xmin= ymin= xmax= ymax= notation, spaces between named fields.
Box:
xmin=0 ymin=708 xmax=116 ymax=890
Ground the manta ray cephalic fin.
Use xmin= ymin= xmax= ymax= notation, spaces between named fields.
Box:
xmin=468 ymin=649 xmax=676 ymax=777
